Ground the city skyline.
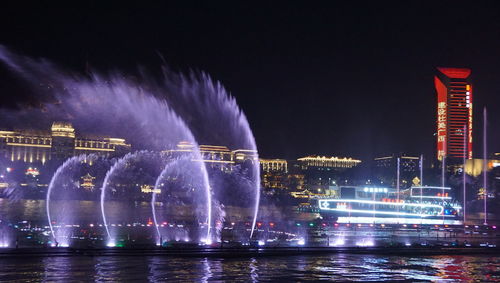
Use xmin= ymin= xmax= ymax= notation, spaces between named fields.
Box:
xmin=1 ymin=2 xmax=500 ymax=160
xmin=0 ymin=4 xmax=499 ymax=281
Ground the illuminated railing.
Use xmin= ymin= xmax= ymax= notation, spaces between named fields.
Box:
xmin=410 ymin=186 xmax=452 ymax=200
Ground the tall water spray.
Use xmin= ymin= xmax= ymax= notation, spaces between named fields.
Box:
xmin=157 ymin=70 xmax=260 ymax=238
xmin=0 ymin=46 xmax=255 ymax=245
xmin=46 ymin=154 xmax=97 ymax=247
xmin=483 ymin=107 xmax=488 ymax=225
xmin=152 ymin=154 xmax=214 ymax=244
xmin=98 ymin=150 xmax=213 ymax=246
xmin=99 ymin=151 xmax=147 ymax=245
xmin=463 ymin=125 xmax=467 ymax=224
xmin=419 ymin=154 xmax=423 ymax=208
xmin=396 ymin=157 xmax=400 ymax=215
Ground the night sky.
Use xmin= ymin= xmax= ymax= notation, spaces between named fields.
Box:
xmin=1 ymin=1 xmax=500 ymax=161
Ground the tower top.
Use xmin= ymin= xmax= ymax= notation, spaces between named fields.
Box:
xmin=437 ymin=67 xmax=471 ymax=79
xmin=51 ymin=121 xmax=75 ymax=138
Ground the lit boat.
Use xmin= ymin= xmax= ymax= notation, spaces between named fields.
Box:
xmin=315 ymin=186 xmax=462 ymax=225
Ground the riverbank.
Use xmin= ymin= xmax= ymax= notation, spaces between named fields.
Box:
xmin=1 ymin=246 xmax=499 ymax=258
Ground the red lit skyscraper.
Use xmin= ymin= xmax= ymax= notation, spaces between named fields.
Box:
xmin=434 ymin=67 xmax=473 ymax=161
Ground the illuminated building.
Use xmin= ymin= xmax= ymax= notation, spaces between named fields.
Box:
xmin=233 ymin=149 xmax=258 ymax=162
xmin=286 ymin=161 xmax=305 ymax=191
xmin=290 ymin=186 xmax=336 ymax=198
xmin=297 ymin=155 xmax=361 ymax=169
xmin=260 ymin=159 xmax=287 ymax=190
xmin=373 ymin=154 xmax=419 ymax=187
xmin=435 ymin=67 xmax=473 ymax=161
xmin=259 ymin=159 xmax=288 ymax=190
xmin=262 ymin=171 xmax=305 ymax=193
xmin=166 ymin=142 xmax=258 ymax=171
xmin=167 ymin=146 xmax=295 ymax=191
xmin=24 ymin=166 xmax=41 ymax=188
xmin=200 ymin=145 xmax=234 ymax=162
xmin=0 ymin=121 xmax=131 ymax=164
xmin=261 ymin=172 xmax=286 ymax=190
xmin=463 ymin=158 xmax=493 ymax=177
xmin=25 ymin=167 xmax=40 ymax=177
xmin=80 ymin=173 xmax=96 ymax=191
xmin=51 ymin=122 xmax=76 ymax=159
xmin=286 ymin=174 xmax=305 ymax=191
xmin=140 ymin=184 xmax=161 ymax=194
xmin=174 ymin=142 xmax=234 ymax=164
xmin=174 ymin=142 xmax=235 ymax=171
xmin=297 ymin=155 xmax=361 ymax=193
xmin=260 ymin=159 xmax=288 ymax=173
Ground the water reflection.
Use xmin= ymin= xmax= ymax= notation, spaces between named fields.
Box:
xmin=201 ymin=257 xmax=213 ymax=282
xmin=43 ymin=256 xmax=92 ymax=282
xmin=0 ymin=255 xmax=499 ymax=281
xmin=147 ymin=256 xmax=165 ymax=281
xmin=249 ymin=258 xmax=259 ymax=282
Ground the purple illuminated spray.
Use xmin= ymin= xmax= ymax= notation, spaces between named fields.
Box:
xmin=0 ymin=48 xmax=214 ymax=245
xmin=463 ymin=125 xmax=467 ymax=224
xmin=483 ymin=107 xmax=487 ymax=225
xmin=47 ymin=154 xmax=94 ymax=247
xmin=158 ymin=70 xmax=260 ymax=239
xmin=100 ymin=151 xmax=145 ymax=244
xmin=0 ymin=46 xmax=259 ymax=243
xmin=420 ymin=154 xmax=423 ymax=213
xmin=151 ymin=155 xmax=221 ymax=245
xmin=441 ymin=154 xmax=445 ymax=223
xmin=396 ymin=157 xmax=400 ymax=213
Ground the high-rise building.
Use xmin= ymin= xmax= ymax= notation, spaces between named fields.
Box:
xmin=297 ymin=155 xmax=361 ymax=188
xmin=373 ymin=154 xmax=419 ymax=187
xmin=434 ymin=67 xmax=473 ymax=162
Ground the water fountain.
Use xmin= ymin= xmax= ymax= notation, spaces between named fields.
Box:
xmin=157 ymin=70 xmax=261 ymax=239
xmin=0 ymin=46 xmax=259 ymax=247
xmin=463 ymin=125 xmax=467 ymax=224
xmin=420 ymin=154 xmax=424 ymax=215
xmin=46 ymin=154 xmax=100 ymax=247
xmin=100 ymin=151 xmax=159 ymax=246
xmin=396 ymin=157 xmax=400 ymax=218
xmin=151 ymin=154 xmax=214 ymax=245
xmin=483 ymin=107 xmax=488 ymax=225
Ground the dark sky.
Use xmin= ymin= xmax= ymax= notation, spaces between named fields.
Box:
xmin=1 ymin=1 xmax=500 ymax=160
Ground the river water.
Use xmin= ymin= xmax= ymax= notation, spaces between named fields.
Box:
xmin=0 ymin=254 xmax=499 ymax=282
xmin=0 ymin=198 xmax=299 ymax=225
xmin=1 ymin=199 xmax=499 ymax=281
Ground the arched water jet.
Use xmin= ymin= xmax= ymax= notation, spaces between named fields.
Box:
xmin=157 ymin=70 xmax=260 ymax=239
xmin=152 ymin=154 xmax=217 ymax=245
xmin=151 ymin=184 xmax=161 ymax=245
xmin=46 ymin=154 xmax=98 ymax=246
xmin=100 ymin=151 xmax=156 ymax=245
xmin=0 ymin=46 xmax=243 ymax=243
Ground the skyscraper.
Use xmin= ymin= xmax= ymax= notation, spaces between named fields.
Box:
xmin=434 ymin=67 xmax=473 ymax=161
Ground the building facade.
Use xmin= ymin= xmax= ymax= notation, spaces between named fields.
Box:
xmin=297 ymin=155 xmax=361 ymax=193
xmin=260 ymin=159 xmax=288 ymax=173
xmin=0 ymin=121 xmax=131 ymax=164
xmin=165 ymin=141 xmax=259 ymax=172
xmin=259 ymin=159 xmax=289 ymax=190
xmin=373 ymin=154 xmax=419 ymax=188
xmin=297 ymin=155 xmax=361 ymax=169
xmin=435 ymin=67 xmax=473 ymax=162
